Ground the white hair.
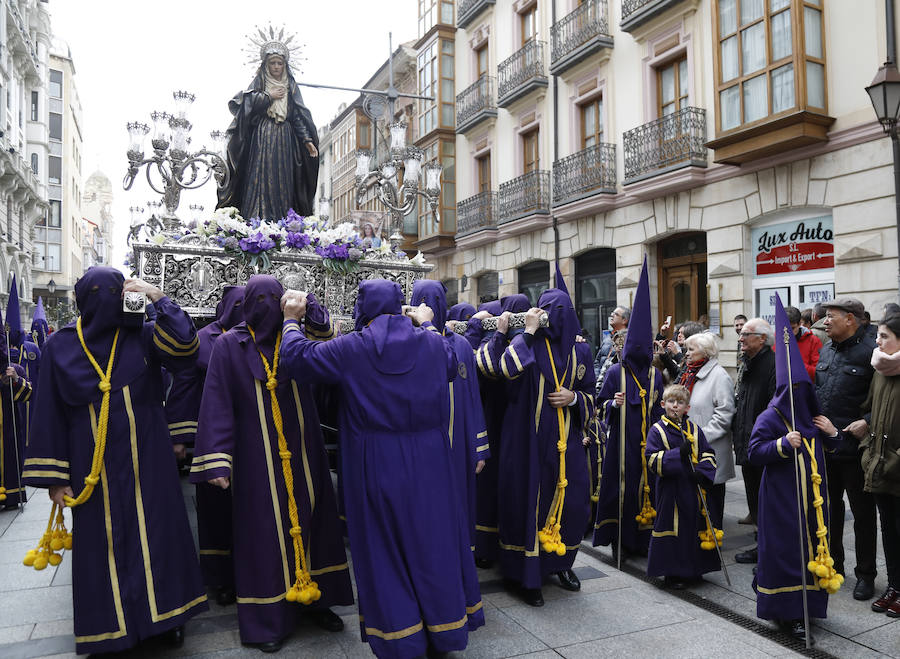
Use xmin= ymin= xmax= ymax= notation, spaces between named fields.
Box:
xmin=745 ymin=317 xmax=774 ymax=346
xmin=685 ymin=332 xmax=718 ymax=359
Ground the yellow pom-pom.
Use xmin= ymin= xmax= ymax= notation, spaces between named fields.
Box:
xmin=33 ymin=555 xmax=49 ymax=570
xmin=825 ymin=556 xmax=834 ymax=567
xmin=715 ymin=530 xmax=724 ymax=540
xmin=591 ymin=495 xmax=599 ymax=502
xmin=700 ymin=541 xmax=713 ymax=551
xmin=23 ymin=550 xmax=36 ymax=566
xmin=286 ymin=588 xmax=298 ymax=602
xmin=0 ymin=494 xmax=6 ymax=502
xmin=0 ymin=486 xmax=6 ymax=494
xmin=807 ymin=561 xmax=818 ymax=573
xmin=50 ymin=538 xmax=63 ymax=551
xmin=542 ymin=542 xmax=554 ymax=553
xmin=815 ymin=564 xmax=828 ymax=578
xmin=64 ymin=536 xmax=73 ymax=550
xmin=48 ymin=553 xmax=62 ymax=566
xmin=555 ymin=545 xmax=566 ymax=556
xmin=312 ymin=587 xmax=322 ymax=602
xmin=299 ymin=589 xmax=313 ymax=605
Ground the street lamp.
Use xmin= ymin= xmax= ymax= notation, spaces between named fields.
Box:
xmin=47 ymin=278 xmax=59 ymax=328
xmin=867 ymin=0 xmax=900 ymax=301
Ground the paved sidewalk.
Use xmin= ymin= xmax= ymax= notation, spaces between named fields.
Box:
xmin=0 ymin=471 xmax=893 ymax=658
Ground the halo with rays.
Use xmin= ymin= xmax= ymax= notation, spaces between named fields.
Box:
xmin=244 ymin=24 xmax=305 ymax=71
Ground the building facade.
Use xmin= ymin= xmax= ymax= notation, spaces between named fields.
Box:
xmin=31 ymin=36 xmax=82 ymax=321
xmin=416 ymin=0 xmax=897 ymax=363
xmin=0 ymin=0 xmax=51 ymax=318
xmin=81 ymin=170 xmax=114 ymax=268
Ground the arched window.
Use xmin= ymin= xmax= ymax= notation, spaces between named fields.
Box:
xmin=477 ymin=271 xmax=498 ymax=304
xmin=517 ymin=260 xmax=549 ymax=306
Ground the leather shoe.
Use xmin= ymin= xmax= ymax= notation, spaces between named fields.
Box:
xmin=216 ymin=586 xmax=236 ymax=606
xmin=474 ymin=558 xmax=493 ymax=569
xmin=738 ymin=514 xmax=755 ymax=525
xmin=872 ymin=587 xmax=899 ymax=613
xmin=788 ymin=620 xmax=814 ymax=644
xmin=557 ymin=569 xmax=581 ymax=592
xmin=735 ymin=547 xmax=758 ymax=564
xmin=307 ymin=608 xmax=344 ymax=632
xmin=887 ymin=598 xmax=900 ymax=618
xmin=853 ymin=578 xmax=875 ymax=601
xmin=521 ymin=588 xmax=544 ymax=607
xmin=166 ymin=626 xmax=185 ymax=648
xmin=664 ymin=576 xmax=687 ymax=590
xmin=258 ymin=640 xmax=283 ymax=653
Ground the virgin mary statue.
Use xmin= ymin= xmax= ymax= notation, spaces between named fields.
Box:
xmin=217 ymin=29 xmax=319 ymax=221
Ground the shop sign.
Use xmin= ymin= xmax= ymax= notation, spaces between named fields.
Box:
xmin=757 ymin=287 xmax=790 ymax=326
xmin=751 ymin=216 xmax=834 ymax=277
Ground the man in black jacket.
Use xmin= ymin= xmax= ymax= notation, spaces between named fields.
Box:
xmin=816 ymin=298 xmax=878 ymax=601
xmin=732 ymin=317 xmax=777 ymax=563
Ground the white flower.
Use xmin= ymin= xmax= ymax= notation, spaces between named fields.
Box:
xmin=411 ymin=251 xmax=426 ymax=265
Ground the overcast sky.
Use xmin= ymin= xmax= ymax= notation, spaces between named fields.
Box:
xmin=48 ymin=0 xmax=418 ymax=270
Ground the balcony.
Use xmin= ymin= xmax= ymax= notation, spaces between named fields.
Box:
xmin=498 ymin=41 xmax=548 ymax=108
xmin=457 ymin=0 xmax=496 ymax=29
xmin=623 ymin=107 xmax=707 ymax=183
xmin=499 ymin=170 xmax=551 ymax=223
xmin=457 ymin=191 xmax=498 ymax=237
xmin=553 ymin=143 xmax=617 ymax=206
xmin=550 ymin=0 xmax=613 ymax=75
xmin=456 ymin=76 xmax=498 ymax=134
xmin=621 ymin=0 xmax=690 ymax=33
xmin=6 ymin=2 xmax=40 ymax=78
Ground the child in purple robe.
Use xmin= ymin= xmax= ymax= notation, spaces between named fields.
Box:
xmin=645 ymin=384 xmax=720 ymax=589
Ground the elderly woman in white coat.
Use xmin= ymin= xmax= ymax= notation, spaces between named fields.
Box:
xmin=679 ymin=332 xmax=736 ymax=529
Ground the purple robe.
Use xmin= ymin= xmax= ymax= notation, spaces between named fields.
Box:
xmin=280 ymin=279 xmax=483 ymax=659
xmin=411 ymin=281 xmax=488 ymax=551
xmin=190 ymin=277 xmax=352 ymax=645
xmin=480 ymin=289 xmax=596 ymax=588
xmin=645 ymin=416 xmax=720 ymax=578
xmin=592 ymin=362 xmax=663 ymax=553
xmin=0 ymin=362 xmax=30 ymax=506
xmin=23 ymin=267 xmax=207 ymax=655
xmin=166 ymin=285 xmax=244 ymax=590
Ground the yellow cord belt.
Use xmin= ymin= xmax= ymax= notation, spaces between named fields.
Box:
xmin=249 ymin=328 xmax=321 ymax=605
xmin=538 ymin=338 xmax=570 ymax=556
xmin=802 ymin=435 xmax=843 ymax=594
xmin=24 ymin=319 xmax=119 ymax=570
xmin=632 ymin=369 xmax=656 ymax=526
xmin=590 ymin=409 xmax=602 ymax=503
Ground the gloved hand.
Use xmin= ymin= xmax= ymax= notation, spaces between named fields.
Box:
xmin=679 ymin=440 xmax=692 ymax=460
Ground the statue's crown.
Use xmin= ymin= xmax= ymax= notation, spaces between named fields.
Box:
xmin=246 ymin=25 xmax=303 ymax=67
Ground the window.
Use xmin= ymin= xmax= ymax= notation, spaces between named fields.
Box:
xmin=443 ymin=279 xmax=459 ymax=308
xmin=18 ymin=208 xmax=23 ymax=248
xmin=417 ymin=38 xmax=455 ymax=137
xmin=715 ymin=0 xmax=826 ymax=133
xmin=580 ymin=96 xmax=604 ymax=148
xmin=418 ymin=42 xmax=438 ymax=136
xmin=476 ymin=152 xmax=491 ymax=193
xmin=357 ymin=117 xmax=370 ymax=150
xmin=523 ymin=128 xmax=539 ymax=173
xmin=417 ymin=138 xmax=455 ymax=236
xmin=49 ymin=112 xmax=62 ymax=140
xmin=34 ymin=222 xmax=62 ymax=271
xmin=477 ymin=272 xmax=499 ymax=303
xmin=49 ymin=156 xmax=62 ymax=184
xmin=49 ymin=70 xmax=63 ymax=98
xmin=576 ymin=248 xmax=617 ymax=355
xmin=440 ymin=39 xmax=455 ymax=128
xmin=518 ymin=260 xmax=549 ymax=306
xmin=49 ymin=200 xmax=61 ymax=227
xmin=521 ymin=4 xmax=538 ymax=47
xmin=476 ymin=44 xmax=489 ymax=79
xmin=657 ymin=55 xmax=688 ymax=117
xmin=418 ymin=0 xmax=453 ymax=37
xmin=30 ymin=91 xmax=38 ymax=122
xmin=30 ymin=153 xmax=37 ymax=174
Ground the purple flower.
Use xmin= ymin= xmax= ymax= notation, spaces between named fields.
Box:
xmin=285 ymin=232 xmax=311 ymax=249
xmin=284 ymin=208 xmax=304 ymax=225
xmin=348 ymin=247 xmax=363 ymax=261
xmin=315 ymin=243 xmax=350 ymax=260
xmin=249 ymin=217 xmax=261 ymax=229
xmin=239 ymin=231 xmax=275 ymax=254
xmin=223 ymin=236 xmax=240 ymax=250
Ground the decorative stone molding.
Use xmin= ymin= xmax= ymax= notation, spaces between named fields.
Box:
xmin=834 ymin=232 xmax=884 ymax=263
xmin=708 ymin=251 xmax=742 ymax=278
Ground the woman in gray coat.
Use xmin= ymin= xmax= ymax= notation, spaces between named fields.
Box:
xmin=680 ymin=332 xmax=736 ymax=529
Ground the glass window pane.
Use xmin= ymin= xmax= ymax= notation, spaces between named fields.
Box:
xmin=719 ymin=0 xmax=737 ymax=36
xmin=48 ymin=244 xmax=61 ymax=271
xmin=740 ymin=0 xmax=763 ymax=24
xmin=721 ymin=36 xmax=739 ymax=81
xmin=442 ymin=53 xmax=454 ymax=77
xmin=742 ymin=23 xmax=766 ymax=74
xmin=441 ymin=104 xmax=454 ymax=126
xmin=771 ymin=63 xmax=795 ymax=113
xmin=807 ymin=61 xmax=825 ymax=107
xmin=661 ymin=65 xmax=675 ymax=104
xmin=805 ymin=7 xmax=823 ymax=58
xmin=679 ymin=59 xmax=688 ymax=97
xmin=743 ymin=74 xmax=767 ymax=122
xmin=441 ymin=1 xmax=453 ymax=24
xmin=720 ymin=86 xmax=741 ymax=130
xmin=770 ymin=0 xmax=790 ymax=10
xmin=771 ymin=9 xmax=792 ymax=60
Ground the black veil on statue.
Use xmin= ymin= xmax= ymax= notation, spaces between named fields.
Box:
xmin=217 ymin=61 xmax=319 ymax=219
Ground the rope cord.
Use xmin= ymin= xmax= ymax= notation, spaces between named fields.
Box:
xmin=538 ymin=338 xmax=570 ymax=556
xmin=630 ymin=368 xmax=656 ymax=526
xmin=248 ymin=327 xmax=320 ymax=605
xmin=801 ymin=435 xmax=843 ymax=594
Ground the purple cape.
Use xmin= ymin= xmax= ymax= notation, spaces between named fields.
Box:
xmin=448 ymin=303 xmax=476 ymax=322
xmin=23 ymin=271 xmax=207 ymax=654
xmin=280 ymin=279 xmax=483 ymax=658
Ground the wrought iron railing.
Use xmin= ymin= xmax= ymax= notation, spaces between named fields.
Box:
xmin=458 ymin=0 xmax=495 ymax=27
xmin=623 ymin=107 xmax=707 ymax=180
xmin=457 ymin=191 xmax=499 ymax=235
xmin=456 ymin=76 xmax=496 ymax=129
xmin=498 ymin=40 xmax=547 ymax=101
xmin=553 ymin=143 xmax=617 ymax=203
xmin=622 ymin=0 xmax=658 ymax=20
xmin=499 ymin=170 xmax=551 ymax=221
xmin=551 ymin=0 xmax=610 ymax=64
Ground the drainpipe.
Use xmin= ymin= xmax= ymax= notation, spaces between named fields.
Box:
xmin=551 ymin=0 xmax=560 ymax=269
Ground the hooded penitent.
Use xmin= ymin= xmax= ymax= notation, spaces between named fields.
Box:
xmin=31 ymin=297 xmax=49 ymax=349
xmin=242 ymin=275 xmax=284 ymax=350
xmin=621 ymin=258 xmax=654 ymax=388
xmin=410 ymin=279 xmax=449 ymax=333
xmin=500 ymin=294 xmax=530 ymax=315
xmin=477 ymin=300 xmax=502 ymax=316
xmin=218 ymin=285 xmax=246 ymax=332
xmin=5 ymin=274 xmax=24 ymax=346
xmin=448 ymin=303 xmax=476 ymax=322
xmin=353 ymin=279 xmax=405 ymax=331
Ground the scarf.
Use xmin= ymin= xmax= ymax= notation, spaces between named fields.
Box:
xmin=872 ymin=346 xmax=900 ymax=376
xmin=679 ymin=358 xmax=707 ymax=393
xmin=265 ymin=72 xmax=288 ymax=123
